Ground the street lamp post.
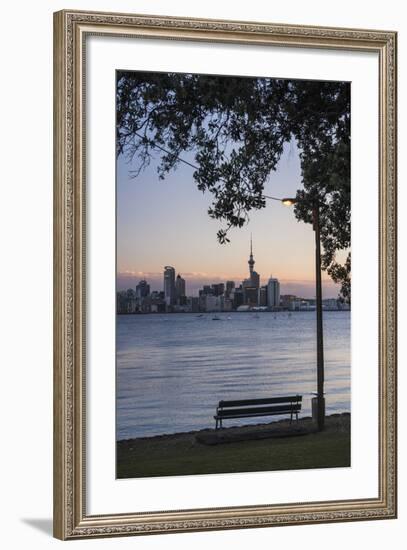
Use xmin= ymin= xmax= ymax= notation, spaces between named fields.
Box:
xmin=279 ymin=197 xmax=325 ymax=431
xmin=312 ymin=203 xmax=325 ymax=431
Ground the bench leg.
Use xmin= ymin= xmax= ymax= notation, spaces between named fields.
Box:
xmin=220 ymin=418 xmax=223 ymax=429
xmin=290 ymin=410 xmax=293 ymax=424
xmin=296 ymin=411 xmax=299 ymax=423
xmin=215 ymin=418 xmax=218 ymax=430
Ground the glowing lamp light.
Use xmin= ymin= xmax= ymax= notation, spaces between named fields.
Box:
xmin=281 ymin=198 xmax=297 ymax=206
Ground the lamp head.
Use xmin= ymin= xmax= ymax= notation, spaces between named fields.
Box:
xmin=281 ymin=198 xmax=297 ymax=207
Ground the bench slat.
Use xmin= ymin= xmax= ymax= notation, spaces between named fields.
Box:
xmin=216 ymin=404 xmax=301 ymax=417
xmin=215 ymin=411 xmax=297 ymax=420
xmin=219 ymin=396 xmax=302 ymax=408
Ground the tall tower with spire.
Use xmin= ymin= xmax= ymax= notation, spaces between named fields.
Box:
xmin=242 ymin=234 xmax=260 ymax=306
xmin=248 ymin=233 xmax=255 ymax=279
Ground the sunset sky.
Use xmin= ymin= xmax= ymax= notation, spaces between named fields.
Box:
xmin=117 ymin=139 xmax=346 ymax=299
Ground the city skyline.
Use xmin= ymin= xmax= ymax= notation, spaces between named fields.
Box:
xmin=117 ymin=270 xmax=340 ymax=299
xmin=117 ymin=235 xmax=341 ymax=299
xmin=117 ymin=237 xmax=349 ymax=315
xmin=117 ymin=139 xmax=346 ymax=299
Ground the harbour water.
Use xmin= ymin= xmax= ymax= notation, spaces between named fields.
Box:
xmin=116 ymin=311 xmax=350 ymax=440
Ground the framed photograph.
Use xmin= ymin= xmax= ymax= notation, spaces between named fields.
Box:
xmin=53 ymin=9 xmax=397 ymax=540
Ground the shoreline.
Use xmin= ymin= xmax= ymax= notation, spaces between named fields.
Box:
xmin=117 ymin=413 xmax=351 ymax=479
xmin=117 ymin=309 xmax=350 ymax=316
xmin=117 ymin=412 xmax=350 ymax=444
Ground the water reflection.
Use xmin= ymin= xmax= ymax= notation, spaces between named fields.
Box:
xmin=116 ymin=311 xmax=350 ymax=439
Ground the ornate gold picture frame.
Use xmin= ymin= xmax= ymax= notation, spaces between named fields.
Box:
xmin=53 ymin=9 xmax=397 ymax=540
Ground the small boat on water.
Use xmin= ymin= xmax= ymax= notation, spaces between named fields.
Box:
xmin=196 ymin=314 xmax=204 ymax=318
xmin=212 ymin=315 xmax=221 ymax=320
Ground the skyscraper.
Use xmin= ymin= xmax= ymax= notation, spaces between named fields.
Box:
xmin=267 ymin=275 xmax=281 ymax=308
xmin=225 ymin=280 xmax=235 ymax=297
xmin=163 ymin=266 xmax=176 ymax=306
xmin=135 ymin=279 xmax=150 ymax=299
xmin=259 ymin=286 xmax=268 ymax=307
xmin=175 ymin=273 xmax=186 ymax=302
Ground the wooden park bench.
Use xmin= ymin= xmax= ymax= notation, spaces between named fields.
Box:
xmin=214 ymin=395 xmax=302 ymax=429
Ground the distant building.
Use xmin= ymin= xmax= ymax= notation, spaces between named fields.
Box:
xmin=289 ymin=299 xmax=314 ymax=311
xmin=117 ymin=289 xmax=137 ymax=313
xmin=119 ymin=237 xmax=303 ymax=314
xmin=242 ymin=278 xmax=252 ymax=289
xmin=247 ymin=235 xmax=260 ymax=290
xmin=117 ymin=290 xmax=128 ymax=314
xmin=223 ymin=297 xmax=233 ymax=312
xmin=135 ymin=279 xmax=150 ymax=299
xmin=187 ymin=296 xmax=200 ymax=313
xmin=200 ymin=285 xmax=213 ymax=296
xmin=163 ymin=266 xmax=176 ymax=306
xmin=259 ymin=286 xmax=268 ymax=307
xmin=175 ymin=274 xmax=186 ymax=303
xmin=202 ymin=294 xmax=223 ymax=312
xmin=147 ymin=290 xmax=166 ymax=313
xmin=225 ymin=281 xmax=235 ymax=297
xmin=211 ymin=283 xmax=225 ymax=297
xmin=233 ymin=287 xmax=244 ymax=309
xmin=280 ymin=294 xmax=297 ymax=309
xmin=244 ymin=287 xmax=259 ymax=307
xmin=267 ymin=276 xmax=280 ymax=308
xmin=248 ymin=234 xmax=255 ymax=281
xmin=322 ymin=298 xmax=339 ymax=310
xmin=241 ymin=236 xmax=260 ymax=306
xmin=289 ymin=299 xmax=302 ymax=311
xmin=251 ymin=272 xmax=260 ymax=289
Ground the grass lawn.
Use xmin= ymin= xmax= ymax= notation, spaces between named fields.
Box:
xmin=117 ymin=414 xmax=350 ymax=478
